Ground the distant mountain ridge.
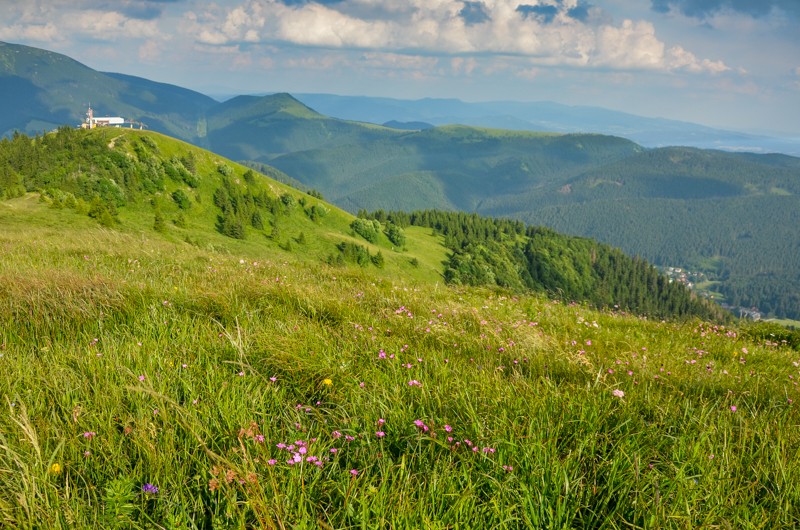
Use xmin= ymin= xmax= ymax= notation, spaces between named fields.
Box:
xmin=293 ymin=93 xmax=800 ymax=156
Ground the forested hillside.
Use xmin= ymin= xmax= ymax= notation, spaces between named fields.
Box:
xmin=363 ymin=209 xmax=723 ymax=321
xmin=495 ymin=147 xmax=800 ymax=319
xmin=0 ymin=127 xmax=720 ymax=321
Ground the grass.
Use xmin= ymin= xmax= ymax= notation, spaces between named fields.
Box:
xmin=2 ymin=198 xmax=800 ymax=528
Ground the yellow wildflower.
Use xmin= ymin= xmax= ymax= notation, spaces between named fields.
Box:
xmin=323 ymin=378 xmax=333 ymax=386
xmin=49 ymin=463 xmax=62 ymax=475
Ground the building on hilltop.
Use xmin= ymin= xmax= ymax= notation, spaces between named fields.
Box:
xmin=80 ymin=106 xmax=145 ymax=129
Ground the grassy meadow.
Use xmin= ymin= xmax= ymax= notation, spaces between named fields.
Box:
xmin=1 ymin=192 xmax=800 ymax=529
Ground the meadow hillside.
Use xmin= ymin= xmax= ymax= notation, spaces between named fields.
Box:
xmin=1 ymin=127 xmax=800 ymax=528
xmin=2 ymin=181 xmax=800 ymax=528
xmin=0 ymin=127 xmax=719 ymax=321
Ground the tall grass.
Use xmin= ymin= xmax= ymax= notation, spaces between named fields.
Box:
xmin=1 ymin=216 xmax=799 ymax=528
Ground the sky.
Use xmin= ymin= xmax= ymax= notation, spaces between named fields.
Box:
xmin=1 ymin=0 xmax=799 ymax=135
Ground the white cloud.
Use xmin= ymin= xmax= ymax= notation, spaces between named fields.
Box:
xmin=184 ymin=0 xmax=729 ymax=74
xmin=0 ymin=2 xmax=162 ymax=44
xmin=0 ymin=22 xmax=61 ymax=43
xmin=64 ymin=10 xmax=161 ymax=40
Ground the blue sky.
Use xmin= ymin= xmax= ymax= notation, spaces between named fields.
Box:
xmin=2 ymin=0 xmax=799 ymax=135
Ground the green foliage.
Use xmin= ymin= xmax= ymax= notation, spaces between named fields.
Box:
xmin=217 ymin=163 xmax=233 ymax=177
xmin=350 ymin=218 xmax=381 ymax=243
xmin=217 ymin=211 xmax=245 ymax=239
xmin=280 ymin=193 xmax=295 ymax=209
xmin=251 ymin=210 xmax=264 ymax=230
xmin=87 ymin=196 xmax=116 ymax=227
xmin=100 ymin=477 xmax=137 ymax=527
xmin=371 ymin=250 xmax=385 ymax=268
xmin=384 ymin=222 xmax=406 ymax=248
xmin=171 ymin=189 xmax=191 ymax=210
xmin=305 ymin=204 xmax=329 ymax=223
xmin=334 ymin=241 xmax=372 ymax=266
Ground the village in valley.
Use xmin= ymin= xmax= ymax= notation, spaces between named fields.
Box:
xmin=660 ymin=266 xmax=764 ymax=321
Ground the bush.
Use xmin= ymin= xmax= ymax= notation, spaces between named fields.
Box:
xmin=385 ymin=222 xmax=406 ymax=248
xmin=172 ymin=189 xmax=192 ymax=210
xmin=351 ymin=218 xmax=381 ymax=243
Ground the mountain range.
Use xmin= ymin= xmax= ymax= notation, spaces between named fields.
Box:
xmin=1 ymin=40 xmax=799 ymax=320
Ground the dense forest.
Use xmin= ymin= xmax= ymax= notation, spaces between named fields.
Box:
xmin=363 ymin=209 xmax=725 ymax=321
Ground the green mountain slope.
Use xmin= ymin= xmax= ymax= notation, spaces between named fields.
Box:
xmin=2 ymin=41 xmax=797 ymax=319
xmin=0 ymin=41 xmax=216 ymax=141
xmin=0 ymin=126 xmax=719 ymax=321
xmin=266 ymin=126 xmax=642 ymax=211
xmin=205 ymin=93 xmax=402 ymax=161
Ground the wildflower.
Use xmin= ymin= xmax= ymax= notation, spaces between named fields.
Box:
xmin=267 ymin=459 xmax=277 ymax=466
xmin=730 ymin=405 xmax=737 ymax=412
xmin=444 ymin=424 xmax=453 ymax=433
xmin=269 ymin=376 xmax=277 ymax=382
xmin=49 ymin=463 xmax=62 ymax=475
xmin=323 ymin=378 xmax=333 ymax=386
xmin=612 ymin=389 xmax=625 ymax=398
xmin=138 ymin=375 xmax=145 ymax=382
xmin=330 ymin=448 xmax=338 ymax=454
xmin=378 ymin=418 xmax=386 ymax=425
xmin=375 ymin=431 xmax=386 ymax=438
xmin=350 ymin=469 xmax=359 ymax=477
xmin=142 ymin=483 xmax=159 ymax=495
xmin=82 ymin=431 xmax=97 ymax=439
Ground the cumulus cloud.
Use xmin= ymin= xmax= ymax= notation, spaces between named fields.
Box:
xmin=0 ymin=22 xmax=61 ymax=43
xmin=185 ymin=0 xmax=729 ymax=74
xmin=0 ymin=1 xmax=167 ymax=44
